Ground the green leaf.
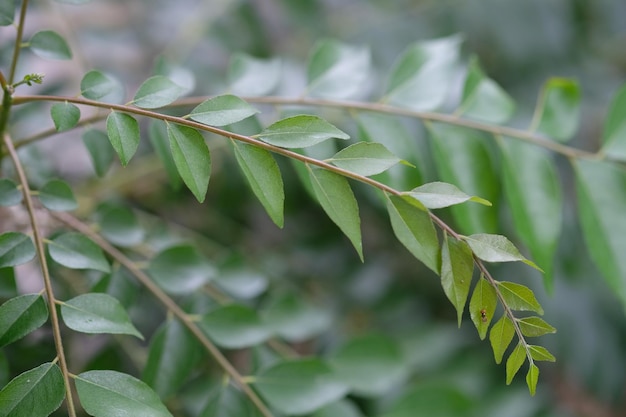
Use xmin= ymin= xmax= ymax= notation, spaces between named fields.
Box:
xmin=311 ymin=400 xmax=363 ymax=417
xmin=232 ymin=140 xmax=284 ymax=227
xmin=381 ymin=383 xmax=472 ymax=417
xmin=505 ymin=343 xmax=526 ymax=385
xmin=80 ymin=70 xmax=125 ymax=103
xmin=50 ymin=102 xmax=80 ymax=131
xmin=0 ymin=268 xmax=17 ymax=298
xmin=253 ymin=358 xmax=349 ymax=415
xmin=61 ymin=293 xmax=143 ymax=339
xmin=29 ymin=30 xmax=72 ymax=60
xmin=189 ymin=95 xmax=259 ymax=127
xmin=91 ymin=267 xmax=138 ymax=308
xmin=528 ymin=345 xmax=556 ymax=362
xmin=601 ymin=84 xmax=626 ymax=161
xmin=99 ymin=206 xmax=144 ymax=247
xmin=48 ymin=232 xmax=110 ymax=273
xmin=132 ymin=75 xmax=183 ymax=109
xmin=54 ymin=0 xmax=93 ymax=4
xmin=39 ymin=179 xmax=78 ymax=211
xmin=167 ymin=123 xmax=211 ymax=203
xmin=458 ymin=56 xmax=515 ymax=123
xmin=148 ymin=120 xmax=182 ymax=189
xmin=255 ymin=115 xmax=349 ymax=148
xmin=440 ymin=235 xmax=473 ymax=326
xmin=385 ymin=34 xmax=462 ymax=111
xmin=532 ymin=78 xmax=581 ymax=142
xmin=307 ymin=39 xmax=370 ymax=99
xmin=0 ymin=0 xmax=15 ymax=26
xmin=214 ymin=268 xmax=268 ymax=300
xmin=0 ymin=362 xmax=65 ymax=417
xmin=329 ymin=333 xmax=407 ymax=396
xmin=0 ymin=294 xmax=48 ymax=347
xmin=518 ymin=317 xmax=556 ymax=337
xmin=0 ymin=178 xmax=22 ymax=206
xmin=142 ymin=319 xmax=202 ymax=398
xmin=327 ymin=142 xmax=402 ymax=176
xmin=200 ymin=304 xmax=270 ymax=349
xmin=83 ymin=128 xmax=114 ymax=177
xmin=526 ymin=363 xmax=539 ymax=396
xmin=574 ymin=159 xmax=626 ymax=310
xmin=106 ymin=111 xmax=140 ymax=166
xmin=148 ymin=244 xmax=215 ymax=295
xmin=489 ymin=315 xmax=515 ymax=364
xmin=386 ymin=194 xmax=439 ymax=273
xmin=308 ymin=165 xmax=363 ymax=260
xmin=75 ymin=370 xmax=173 ymax=417
xmin=428 ymin=123 xmax=499 ymax=234
xmin=498 ymin=281 xmax=544 ymax=315
xmin=469 ymin=276 xmax=497 ymax=340
xmin=464 ymin=233 xmax=541 ymax=270
xmin=0 ymin=232 xmax=35 ymax=268
xmin=261 ymin=293 xmax=332 ymax=342
xmin=200 ymin=383 xmax=263 ymax=417
xmin=407 ymin=181 xmax=491 ymax=209
xmin=228 ymin=53 xmax=281 ymax=96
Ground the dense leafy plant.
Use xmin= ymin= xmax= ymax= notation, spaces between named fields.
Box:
xmin=1 ymin=1 xmax=625 ymax=416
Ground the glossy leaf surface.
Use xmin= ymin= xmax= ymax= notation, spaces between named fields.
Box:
xmin=256 ymin=115 xmax=349 ymax=148
xmin=0 ymin=294 xmax=48 ymax=347
xmin=189 ymin=95 xmax=258 ymax=126
xmin=48 ymin=232 xmax=110 ymax=272
xmin=408 ymin=181 xmax=491 ymax=209
xmin=327 ymin=142 xmax=401 ymax=176
xmin=0 ymin=362 xmax=65 ymax=417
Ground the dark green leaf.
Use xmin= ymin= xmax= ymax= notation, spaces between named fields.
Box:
xmin=80 ymin=70 xmax=124 ymax=103
xmin=308 ymin=166 xmax=363 ymax=260
xmin=518 ymin=317 xmax=556 ymax=337
xmin=83 ymin=128 xmax=114 ymax=177
xmin=0 ymin=178 xmax=22 ymax=206
xmin=505 ymin=343 xmax=526 ymax=385
xmin=526 ymin=363 xmax=539 ymax=396
xmin=48 ymin=232 xmax=110 ymax=273
xmin=50 ymin=102 xmax=80 ymax=132
xmin=0 ymin=232 xmax=35 ymax=268
xmin=469 ymin=276 xmax=497 ymax=340
xmin=99 ymin=206 xmax=144 ymax=247
xmin=464 ymin=233 xmax=541 ymax=270
xmin=0 ymin=268 xmax=17 ymax=298
xmin=232 ymin=140 xmax=284 ymax=227
xmin=311 ymin=400 xmax=363 ymax=417
xmin=106 ymin=111 xmax=140 ymax=166
xmin=0 ymin=0 xmax=15 ymax=26
xmin=528 ymin=345 xmax=555 ymax=362
xmin=532 ymin=78 xmax=580 ymax=142
xmin=307 ymin=39 xmax=370 ymax=99
xmin=39 ymin=179 xmax=77 ymax=211
xmin=148 ymin=244 xmax=215 ymax=295
xmin=0 ymin=362 xmax=65 ymax=417
xmin=61 ymin=293 xmax=142 ymax=339
xmin=91 ymin=267 xmax=138 ymax=308
xmin=189 ymin=95 xmax=259 ymax=126
xmin=440 ymin=235 xmax=473 ymax=326
xmin=601 ymin=84 xmax=626 ymax=161
xmin=132 ymin=75 xmax=183 ymax=109
xmin=200 ymin=384 xmax=263 ymax=417
xmin=228 ymin=53 xmax=281 ymax=96
xmin=200 ymin=304 xmax=270 ymax=349
xmin=148 ymin=120 xmax=182 ymax=189
xmin=262 ymin=293 xmax=332 ymax=342
xmin=381 ymin=383 xmax=472 ymax=417
xmin=498 ymin=281 xmax=544 ymax=315
xmin=327 ymin=142 xmax=402 ymax=176
xmin=489 ymin=315 xmax=515 ymax=364
xmin=75 ymin=370 xmax=173 ymax=417
xmin=214 ymin=268 xmax=268 ymax=300
xmin=408 ymin=181 xmax=491 ymax=209
xmin=29 ymin=30 xmax=72 ymax=60
xmin=386 ymin=194 xmax=439 ymax=273
xmin=253 ymin=358 xmax=349 ymax=415
xmin=255 ymin=115 xmax=349 ymax=148
xmin=167 ymin=123 xmax=211 ymax=203
xmin=0 ymin=294 xmax=48 ymax=347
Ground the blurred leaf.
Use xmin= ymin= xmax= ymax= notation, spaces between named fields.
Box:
xmin=50 ymin=102 xmax=80 ymax=131
xmin=80 ymin=70 xmax=124 ymax=103
xmin=386 ymin=194 xmax=439 ymax=273
xmin=380 ymin=383 xmax=472 ymax=417
xmin=132 ymin=75 xmax=183 ymax=109
xmin=200 ymin=304 xmax=270 ymax=349
xmin=505 ymin=343 xmax=526 ymax=385
xmin=48 ymin=232 xmax=110 ymax=273
xmin=489 ymin=315 xmax=515 ymax=364
xmin=75 ymin=370 xmax=173 ymax=417
xmin=440 ymin=235 xmax=473 ymax=326
xmin=253 ymin=358 xmax=349 ymax=415
xmin=61 ymin=293 xmax=143 ymax=339
xmin=386 ymin=35 xmax=462 ymax=110
xmin=200 ymin=384 xmax=263 ymax=417
xmin=307 ymin=39 xmax=370 ymax=99
xmin=29 ymin=30 xmax=72 ymax=60
xmin=532 ymin=78 xmax=580 ymax=142
xmin=329 ymin=333 xmax=407 ymax=396
xmin=148 ymin=244 xmax=215 ymax=295
xmin=464 ymin=233 xmax=541 ymax=270
xmin=262 ymin=293 xmax=332 ymax=342
xmin=327 ymin=142 xmax=402 ymax=176
xmin=232 ymin=140 xmax=284 ymax=227
xmin=408 ymin=181 xmax=491 ymax=209
xmin=0 ymin=0 xmax=15 ymax=26
xmin=39 ymin=179 xmax=77 ymax=211
xmin=308 ymin=166 xmax=363 ymax=260
xmin=189 ymin=95 xmax=259 ymax=127
xmin=0 ymin=268 xmax=17 ymax=298
xmin=148 ymin=120 xmax=182 ymax=189
xmin=518 ymin=317 xmax=556 ymax=337
xmin=255 ymin=115 xmax=349 ymax=148
xmin=0 ymin=294 xmax=48 ymax=347
xmin=574 ymin=159 xmax=626 ymax=309
xmin=601 ymin=84 xmax=626 ymax=161
xmin=82 ymin=129 xmax=114 ymax=177
xmin=228 ymin=53 xmax=281 ymax=96
xmin=0 ymin=232 xmax=35 ymax=268
xmin=469 ymin=276 xmax=497 ymax=340
xmin=167 ymin=123 xmax=211 ymax=203
xmin=459 ymin=56 xmax=515 ymax=123
xmin=528 ymin=345 xmax=555 ymax=362
xmin=54 ymin=0 xmax=93 ymax=4
xmin=310 ymin=400 xmax=363 ymax=417
xmin=0 ymin=178 xmax=22 ymax=206
xmin=106 ymin=111 xmax=140 ymax=166
xmin=0 ymin=362 xmax=65 ymax=417
xmin=99 ymin=206 xmax=144 ymax=247
xmin=91 ymin=267 xmax=138 ymax=308
xmin=526 ymin=363 xmax=539 ymax=396
xmin=497 ymin=282 xmax=544 ymax=314
xmin=214 ymin=268 xmax=268 ymax=300
xmin=143 ymin=318 xmax=202 ymax=398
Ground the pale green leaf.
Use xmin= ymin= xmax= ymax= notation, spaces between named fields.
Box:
xmin=200 ymin=304 xmax=270 ymax=349
xmin=148 ymin=244 xmax=216 ymax=295
xmin=0 ymin=294 xmax=48 ymax=347
xmin=189 ymin=95 xmax=259 ymax=126
xmin=50 ymin=102 xmax=80 ymax=131
xmin=532 ymin=78 xmax=581 ymax=142
xmin=0 ymin=178 xmax=22 ymax=206
xmin=39 ymin=179 xmax=77 ymax=211
xmin=48 ymin=232 xmax=110 ymax=273
xmin=526 ymin=363 xmax=539 ymax=396
xmin=0 ymin=232 xmax=35 ymax=268
xmin=469 ymin=276 xmax=497 ymax=340
xmin=80 ymin=70 xmax=125 ymax=103
xmin=167 ymin=123 xmax=211 ymax=202
xmin=601 ymin=84 xmax=626 ymax=161
xmin=528 ymin=345 xmax=556 ymax=362
xmin=0 ymin=0 xmax=15 ymax=26
xmin=498 ymin=281 xmax=544 ymax=315
xmin=214 ymin=268 xmax=268 ymax=300
xmin=106 ymin=111 xmax=140 ymax=166
xmin=518 ymin=317 xmax=556 ymax=337
xmin=327 ymin=142 xmax=402 ymax=176
xmin=255 ymin=115 xmax=349 ymax=148
xmin=408 ymin=181 xmax=491 ymax=209
xmin=440 ymin=235 xmax=473 ymax=326
xmin=82 ymin=129 xmax=114 ymax=177
xmin=29 ymin=30 xmax=72 ymax=60
xmin=464 ymin=233 xmax=541 ymax=270
xmin=505 ymin=343 xmax=526 ymax=385
xmin=99 ymin=206 xmax=144 ymax=247
xmin=148 ymin=120 xmax=182 ymax=189
xmin=0 ymin=362 xmax=65 ymax=417
xmin=132 ymin=75 xmax=183 ymax=109
xmin=489 ymin=315 xmax=515 ymax=364
xmin=228 ymin=53 xmax=281 ymax=96
xmin=261 ymin=293 xmax=332 ymax=342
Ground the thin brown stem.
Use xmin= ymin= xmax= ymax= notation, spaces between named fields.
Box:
xmin=8 ymin=0 xmax=30 ymax=85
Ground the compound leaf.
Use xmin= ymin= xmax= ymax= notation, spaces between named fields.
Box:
xmin=489 ymin=315 xmax=515 ymax=364
xmin=50 ymin=102 xmax=80 ymax=132
xmin=0 ymin=362 xmax=65 ymax=417
xmin=48 ymin=232 xmax=110 ymax=273
xmin=29 ymin=30 xmax=72 ymax=60
xmin=0 ymin=232 xmax=35 ymax=268
xmin=440 ymin=235 xmax=473 ymax=326
xmin=167 ymin=123 xmax=211 ymax=202
xmin=532 ymin=78 xmax=581 ymax=142
xmin=132 ymin=75 xmax=183 ymax=109
xmin=106 ymin=111 xmax=140 ymax=166
xmin=256 ymin=115 xmax=349 ymax=148
xmin=327 ymin=142 xmax=402 ymax=176
xmin=39 ymin=179 xmax=77 ymax=211
xmin=189 ymin=95 xmax=259 ymax=127
xmin=0 ymin=294 xmax=48 ymax=348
